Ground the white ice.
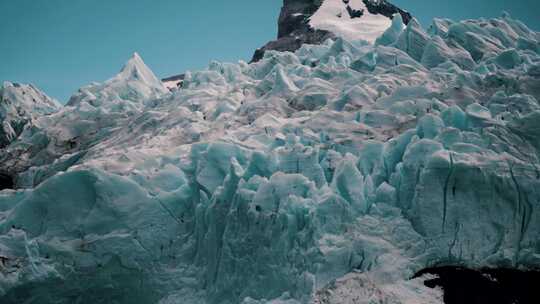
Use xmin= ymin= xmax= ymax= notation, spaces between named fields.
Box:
xmin=309 ymin=0 xmax=393 ymax=43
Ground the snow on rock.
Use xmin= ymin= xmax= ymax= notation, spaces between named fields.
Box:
xmin=310 ymin=0 xmax=392 ymax=43
xmin=252 ymin=0 xmax=411 ymax=62
xmin=0 ymin=12 xmax=539 ymax=304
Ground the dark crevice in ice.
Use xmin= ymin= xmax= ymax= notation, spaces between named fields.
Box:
xmin=0 ymin=173 xmax=14 ymax=191
xmin=414 ymin=266 xmax=540 ymax=304
xmin=442 ymin=153 xmax=454 ymax=233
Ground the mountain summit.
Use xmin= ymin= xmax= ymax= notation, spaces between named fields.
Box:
xmin=251 ymin=0 xmax=411 ymax=61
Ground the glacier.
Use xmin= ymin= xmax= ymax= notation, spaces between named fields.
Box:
xmin=1 ymin=7 xmax=540 ymax=304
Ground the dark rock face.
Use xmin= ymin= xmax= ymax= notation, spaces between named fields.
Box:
xmin=251 ymin=0 xmax=334 ymax=62
xmin=346 ymin=4 xmax=365 ymax=19
xmin=362 ymin=0 xmax=411 ymax=24
xmin=278 ymin=0 xmax=324 ymax=38
xmin=415 ymin=266 xmax=540 ymax=304
xmin=162 ymin=74 xmax=185 ymax=83
xmin=162 ymin=74 xmax=185 ymax=89
xmin=250 ymin=0 xmax=412 ymax=62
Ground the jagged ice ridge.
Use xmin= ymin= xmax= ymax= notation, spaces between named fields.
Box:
xmin=0 ymin=8 xmax=540 ymax=304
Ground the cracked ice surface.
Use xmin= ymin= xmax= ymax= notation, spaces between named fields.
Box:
xmin=0 ymin=13 xmax=540 ymax=304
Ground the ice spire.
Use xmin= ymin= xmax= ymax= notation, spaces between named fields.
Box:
xmin=114 ymin=52 xmax=166 ymax=91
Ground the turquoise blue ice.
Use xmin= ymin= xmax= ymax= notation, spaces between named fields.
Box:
xmin=0 ymin=12 xmax=540 ymax=303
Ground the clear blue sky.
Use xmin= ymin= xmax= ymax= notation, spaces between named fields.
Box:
xmin=1 ymin=0 xmax=538 ymax=103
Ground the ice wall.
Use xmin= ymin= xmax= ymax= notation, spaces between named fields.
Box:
xmin=0 ymin=12 xmax=539 ymax=304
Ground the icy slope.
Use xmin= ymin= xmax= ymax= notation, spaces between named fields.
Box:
xmin=67 ymin=52 xmax=168 ymax=107
xmin=0 ymin=12 xmax=540 ymax=304
xmin=0 ymin=82 xmax=60 ymax=148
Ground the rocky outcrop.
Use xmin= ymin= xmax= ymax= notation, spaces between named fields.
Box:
xmin=363 ymin=0 xmax=411 ymax=24
xmin=251 ymin=0 xmax=412 ymax=62
xmin=251 ymin=0 xmax=333 ymax=62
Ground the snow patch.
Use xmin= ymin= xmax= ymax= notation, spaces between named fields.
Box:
xmin=310 ymin=0 xmax=393 ymax=43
